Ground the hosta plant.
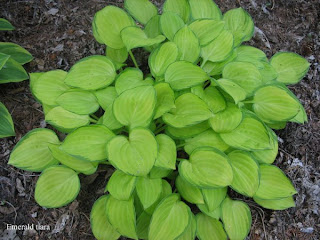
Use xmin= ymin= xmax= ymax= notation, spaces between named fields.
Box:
xmin=0 ymin=18 xmax=33 ymax=137
xmin=8 ymin=0 xmax=310 ymax=239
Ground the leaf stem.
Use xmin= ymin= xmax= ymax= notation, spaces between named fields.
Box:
xmin=176 ymin=143 xmax=186 ymax=149
xmin=154 ymin=124 xmax=167 ymax=135
xmin=129 ymin=50 xmax=139 ymax=69
xmin=89 ymin=117 xmax=98 ymax=123
xmin=200 ymin=59 xmax=207 ymax=69
xmin=90 ymin=114 xmax=99 ymax=120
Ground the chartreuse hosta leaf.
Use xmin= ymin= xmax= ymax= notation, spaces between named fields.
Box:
xmin=155 ymin=134 xmax=176 ymax=169
xmin=93 ymin=6 xmax=135 ymax=49
xmin=56 ymin=89 xmax=99 ymax=115
xmin=179 ymin=148 xmax=233 ymax=188
xmin=145 ymin=179 xmax=172 ymax=214
xmin=176 ymin=175 xmax=204 ymax=204
xmin=0 ymin=102 xmax=15 ymax=138
xmin=184 ymin=129 xmax=229 ymax=155
xmin=31 ymin=70 xmax=68 ymax=106
xmin=115 ymin=68 xmax=145 ymax=94
xmin=165 ymin=61 xmax=209 ymax=90
xmin=121 ymin=26 xmax=166 ymax=51
xmin=124 ymin=0 xmax=157 ymax=25
xmin=90 ymin=195 xmax=120 ymax=240
xmin=154 ymin=82 xmax=175 ymax=119
xmin=254 ymin=196 xmax=295 ymax=210
xmin=254 ymin=165 xmax=297 ymax=200
xmin=166 ymin=121 xmax=210 ymax=140
xmin=291 ymin=101 xmax=308 ymax=124
xmin=144 ymin=15 xmax=162 ymax=52
xmin=148 ymin=194 xmax=191 ymax=240
xmin=107 ymin=128 xmax=157 ymax=176
xmin=197 ymin=204 xmax=221 ymax=220
xmin=159 ymin=12 xmax=184 ymax=42
xmin=102 ymin=103 xmax=123 ymax=130
xmin=189 ymin=0 xmax=222 ymax=20
xmin=189 ymin=19 xmax=224 ymax=46
xmin=0 ymin=42 xmax=33 ymax=64
xmin=0 ymin=18 xmax=15 ymax=30
xmin=149 ymin=166 xmax=172 ymax=179
xmin=209 ymin=103 xmax=243 ymax=133
xmin=149 ymin=42 xmax=179 ymax=78
xmin=113 ymin=86 xmax=156 ymax=129
xmin=220 ymin=113 xmax=272 ymax=151
xmin=202 ymin=187 xmax=227 ymax=212
xmin=136 ymin=211 xmax=152 ymax=239
xmin=270 ymin=52 xmax=310 ymax=84
xmin=48 ymin=144 xmax=97 ymax=175
xmin=35 ymin=165 xmax=80 ymax=208
xmin=259 ymin=61 xmax=278 ymax=83
xmin=174 ymin=26 xmax=200 ymax=63
xmin=214 ymin=78 xmax=247 ymax=104
xmin=196 ymin=213 xmax=227 ymax=240
xmin=201 ymin=30 xmax=234 ymax=63
xmin=162 ymin=0 xmax=190 ymax=23
xmin=94 ymin=86 xmax=117 ymax=110
xmin=228 ymin=150 xmax=260 ymax=197
xmin=106 ymin=170 xmax=137 ymax=200
xmin=176 ymin=213 xmax=196 ymax=240
xmin=235 ymin=45 xmax=267 ymax=67
xmin=253 ymin=85 xmax=300 ymax=122
xmin=106 ymin=196 xmax=138 ymax=239
xmin=221 ymin=198 xmax=252 ymax=240
xmin=45 ymin=106 xmax=90 ymax=133
xmin=136 ymin=177 xmax=162 ymax=209
xmin=9 ymin=128 xmax=59 ymax=172
xmin=61 ymin=125 xmax=115 ymax=162
xmin=191 ymin=85 xmax=226 ymax=113
xmin=106 ymin=46 xmax=128 ymax=64
xmin=223 ymin=8 xmax=254 ymax=47
xmin=223 ymin=61 xmax=262 ymax=95
xmin=252 ymin=130 xmax=278 ymax=164
xmin=163 ymin=93 xmax=213 ymax=128
xmin=65 ymin=55 xmax=116 ymax=90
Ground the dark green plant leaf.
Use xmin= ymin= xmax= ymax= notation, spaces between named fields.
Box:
xmin=0 ymin=42 xmax=33 ymax=64
xmin=0 ymin=102 xmax=15 ymax=138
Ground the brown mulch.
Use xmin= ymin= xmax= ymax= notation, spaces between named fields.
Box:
xmin=0 ymin=0 xmax=319 ymax=239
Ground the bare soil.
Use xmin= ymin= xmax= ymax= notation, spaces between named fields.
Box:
xmin=0 ymin=0 xmax=319 ymax=239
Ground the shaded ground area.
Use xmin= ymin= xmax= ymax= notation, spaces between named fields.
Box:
xmin=0 ymin=0 xmax=319 ymax=239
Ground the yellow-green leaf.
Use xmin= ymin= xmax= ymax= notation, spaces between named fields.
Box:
xmin=90 ymin=195 xmax=121 ymax=240
xmin=162 ymin=0 xmax=190 ymax=23
xmin=221 ymin=198 xmax=252 ymax=240
xmin=64 ymin=55 xmax=116 ymax=90
xmin=149 ymin=194 xmax=191 ymax=240
xmin=106 ymin=196 xmax=138 ymax=239
xmin=196 ymin=213 xmax=227 ymax=240
xmin=155 ymin=134 xmax=176 ymax=169
xmin=253 ymin=196 xmax=295 ymax=210
xmin=93 ymin=6 xmax=135 ymax=49
xmin=107 ymin=170 xmax=137 ymax=200
xmin=124 ymin=0 xmax=158 ymax=25
xmin=9 ymin=128 xmax=59 ymax=172
xmin=179 ymin=148 xmax=233 ymax=188
xmin=228 ymin=150 xmax=260 ymax=197
xmin=254 ymin=165 xmax=297 ymax=200
xmin=136 ymin=177 xmax=162 ymax=209
xmin=270 ymin=52 xmax=310 ymax=84
xmin=176 ymin=175 xmax=204 ymax=204
xmin=113 ymin=86 xmax=156 ymax=129
xmin=107 ymin=128 xmax=157 ymax=176
xmin=49 ymin=144 xmax=97 ymax=175
xmin=189 ymin=0 xmax=222 ymax=20
xmin=61 ymin=125 xmax=115 ymax=162
xmin=163 ymin=93 xmax=213 ymax=128
xmin=35 ymin=165 xmax=80 ymax=208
